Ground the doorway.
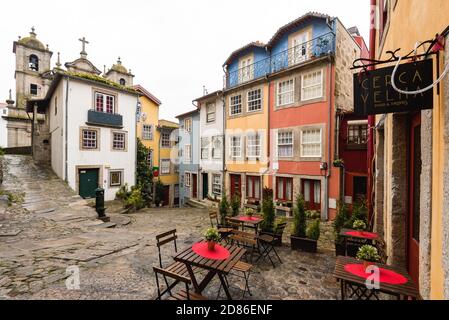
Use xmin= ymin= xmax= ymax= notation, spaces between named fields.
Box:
xmin=162 ymin=185 xmax=170 ymax=207
xmin=78 ymin=168 xmax=99 ymax=199
xmin=192 ymin=173 xmax=198 ymax=199
xmin=302 ymin=179 xmax=321 ymax=211
xmin=174 ymin=184 xmax=179 ymax=206
xmin=230 ymin=174 xmax=242 ymax=199
xmin=353 ymin=176 xmax=368 ymax=202
xmin=202 ymin=173 xmax=208 ymax=199
xmin=408 ymin=113 xmax=421 ymax=287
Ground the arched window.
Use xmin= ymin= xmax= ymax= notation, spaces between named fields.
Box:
xmin=29 ymin=55 xmax=39 ymax=71
xmin=119 ymin=78 xmax=126 ymax=86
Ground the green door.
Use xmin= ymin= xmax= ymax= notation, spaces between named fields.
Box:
xmin=79 ymin=169 xmax=99 ymax=198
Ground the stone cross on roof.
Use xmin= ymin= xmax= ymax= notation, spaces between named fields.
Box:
xmin=79 ymin=36 xmax=89 ymax=58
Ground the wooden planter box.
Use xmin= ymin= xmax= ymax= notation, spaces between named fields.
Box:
xmin=290 ymin=236 xmax=317 ymax=253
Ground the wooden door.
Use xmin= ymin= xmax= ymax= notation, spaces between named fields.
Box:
xmin=408 ymin=113 xmax=421 ymax=287
xmin=302 ymin=179 xmax=321 ymax=211
xmin=192 ymin=174 xmax=198 ymax=199
xmin=202 ymin=173 xmax=208 ymax=199
xmin=230 ymin=174 xmax=241 ymax=199
xmin=162 ymin=185 xmax=170 ymax=206
xmin=174 ymin=184 xmax=179 ymax=206
xmin=78 ymin=169 xmax=99 ymax=199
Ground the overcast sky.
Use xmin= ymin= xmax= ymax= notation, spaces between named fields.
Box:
xmin=0 ymin=0 xmax=370 ymax=121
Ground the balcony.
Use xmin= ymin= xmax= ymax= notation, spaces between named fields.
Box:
xmin=225 ymin=32 xmax=335 ymax=89
xmin=87 ymin=109 xmax=123 ymax=128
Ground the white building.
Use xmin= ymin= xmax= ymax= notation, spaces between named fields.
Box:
xmin=0 ymin=103 xmax=8 ymax=148
xmin=195 ymin=90 xmax=224 ymax=200
xmin=27 ymin=41 xmax=137 ymax=201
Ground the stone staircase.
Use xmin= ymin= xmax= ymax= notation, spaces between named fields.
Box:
xmin=185 ymin=198 xmax=212 ymax=209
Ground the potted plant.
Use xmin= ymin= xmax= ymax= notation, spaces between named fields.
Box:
xmin=334 ymin=200 xmax=349 ymax=256
xmin=245 ymin=207 xmax=254 ymax=218
xmin=353 ymin=219 xmax=367 ymax=231
xmin=219 ymin=193 xmax=230 ymax=226
xmin=290 ymin=195 xmax=320 ymax=253
xmin=260 ymin=188 xmax=275 ymax=233
xmin=230 ymin=194 xmax=241 ymax=217
xmin=333 ymin=158 xmax=345 ymax=168
xmin=356 ymin=245 xmax=381 ymax=271
xmin=204 ymin=227 xmax=221 ymax=251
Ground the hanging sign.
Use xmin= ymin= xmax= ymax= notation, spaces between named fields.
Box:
xmin=353 ymin=59 xmax=434 ymax=115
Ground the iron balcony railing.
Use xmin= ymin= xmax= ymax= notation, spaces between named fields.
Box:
xmin=225 ymin=32 xmax=335 ymax=89
xmin=87 ymin=109 xmax=123 ymax=128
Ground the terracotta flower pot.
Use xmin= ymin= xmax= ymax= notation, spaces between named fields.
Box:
xmin=207 ymin=241 xmax=216 ymax=251
xmin=363 ymin=260 xmax=375 ymax=272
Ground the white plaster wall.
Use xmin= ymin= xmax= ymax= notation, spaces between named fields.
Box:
xmin=49 ymin=80 xmax=65 ymax=179
xmin=199 ymin=96 xmax=224 ymax=172
xmin=63 ymin=79 xmax=137 ymax=201
xmin=0 ymin=107 xmax=8 ymax=147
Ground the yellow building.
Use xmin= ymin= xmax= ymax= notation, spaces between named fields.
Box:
xmin=134 ymin=85 xmax=179 ymax=207
xmin=372 ymin=0 xmax=449 ymax=299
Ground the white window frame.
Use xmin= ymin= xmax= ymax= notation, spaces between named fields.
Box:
xmin=142 ymin=124 xmax=153 ymax=140
xmin=246 ymin=134 xmax=261 ymax=158
xmin=206 ymin=103 xmax=216 ymax=123
xmin=160 ymin=159 xmax=171 ymax=175
xmin=301 ymin=70 xmax=323 ymax=101
xmin=201 ymin=137 xmax=209 ymax=159
xmin=95 ymin=92 xmax=115 ymax=114
xmin=277 ymin=131 xmax=294 ymax=158
xmin=184 ymin=118 xmax=192 ymax=132
xmin=185 ymin=144 xmax=192 ymax=161
xmin=300 ymin=128 xmax=322 ymax=158
xmin=161 ymin=132 xmax=171 ymax=148
xmin=240 ymin=57 xmax=253 ymax=83
xmin=112 ymin=132 xmax=126 ymax=150
xmin=185 ymin=172 xmax=191 ymax=187
xmin=109 ymin=170 xmax=123 ymax=187
xmin=247 ymin=89 xmax=262 ymax=112
xmin=230 ymin=136 xmax=242 ymax=158
xmin=212 ymin=174 xmax=222 ymax=195
xmin=212 ymin=136 xmax=222 ymax=159
xmin=229 ymin=95 xmax=242 ymax=116
xmin=277 ymin=79 xmax=295 ymax=107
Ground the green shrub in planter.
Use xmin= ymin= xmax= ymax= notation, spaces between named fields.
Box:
xmin=230 ymin=195 xmax=241 ymax=217
xmin=124 ymin=186 xmax=145 ymax=211
xmin=260 ymin=189 xmax=275 ymax=232
xmin=353 ymin=219 xmax=367 ymax=231
xmin=219 ymin=193 xmax=229 ymax=225
xmin=291 ymin=194 xmax=306 ymax=237
xmin=307 ymin=219 xmax=321 ymax=241
xmin=356 ymin=245 xmax=380 ymax=262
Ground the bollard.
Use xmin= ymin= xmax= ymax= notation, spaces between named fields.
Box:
xmin=95 ymin=187 xmax=107 ymax=220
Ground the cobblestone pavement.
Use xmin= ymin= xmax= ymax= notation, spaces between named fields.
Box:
xmin=0 ymin=155 xmax=339 ymax=300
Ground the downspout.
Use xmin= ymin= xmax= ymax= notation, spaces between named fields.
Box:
xmin=64 ymin=77 xmax=69 ymax=182
xmin=367 ymin=0 xmax=377 ymax=221
xmin=324 ymin=61 xmax=333 ymax=221
xmin=221 ymin=93 xmax=226 ymax=196
xmin=265 ymin=73 xmax=271 ymax=202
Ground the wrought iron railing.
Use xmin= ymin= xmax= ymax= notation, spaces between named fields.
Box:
xmin=225 ymin=32 xmax=335 ymax=89
xmin=87 ymin=109 xmax=123 ymax=128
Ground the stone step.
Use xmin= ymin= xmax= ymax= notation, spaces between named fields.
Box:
xmin=185 ymin=199 xmax=209 ymax=209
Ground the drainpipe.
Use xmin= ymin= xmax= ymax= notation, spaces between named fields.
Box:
xmin=324 ymin=61 xmax=333 ymax=221
xmin=367 ymin=0 xmax=377 ymax=221
xmin=265 ymin=74 xmax=271 ymax=202
xmin=64 ymin=77 xmax=69 ymax=182
xmin=222 ymin=93 xmax=226 ymax=197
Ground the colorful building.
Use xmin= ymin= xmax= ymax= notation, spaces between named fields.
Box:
xmin=156 ymin=119 xmax=180 ymax=207
xmin=370 ymin=0 xmax=449 ymax=299
xmin=222 ymin=12 xmax=366 ymax=219
xmin=195 ymin=90 xmax=225 ymax=201
xmin=176 ymin=109 xmax=200 ymax=206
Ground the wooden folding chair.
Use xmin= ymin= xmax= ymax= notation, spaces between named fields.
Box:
xmin=209 ymin=211 xmax=233 ymax=240
xmin=228 ymin=230 xmax=259 ymax=263
xmin=153 ymin=267 xmax=207 ymax=300
xmin=256 ymin=222 xmax=286 ymax=267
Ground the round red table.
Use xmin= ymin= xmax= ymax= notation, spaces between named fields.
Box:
xmin=192 ymin=242 xmax=230 ymax=260
xmin=344 ymin=263 xmax=408 ymax=285
xmin=238 ymin=216 xmax=261 ymax=222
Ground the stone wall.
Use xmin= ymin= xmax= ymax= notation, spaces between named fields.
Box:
xmin=334 ymin=20 xmax=360 ymax=112
xmin=374 ymin=127 xmax=385 ymax=239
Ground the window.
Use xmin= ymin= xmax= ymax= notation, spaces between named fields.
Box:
xmin=292 ymin=33 xmax=308 ymax=64
xmin=161 ymin=159 xmax=171 ymax=174
xmin=246 ymin=134 xmax=261 ymax=158
xmin=174 ymin=164 xmax=179 ymax=174
xmin=161 ymin=132 xmax=170 ymax=148
xmin=301 ymin=70 xmax=323 ymax=101
xmin=147 ymin=149 xmax=153 ymax=168
xmin=240 ymin=57 xmax=253 ymax=82
xmin=95 ymin=92 xmax=115 ymax=114
xmin=119 ymin=78 xmax=126 ymax=86
xmin=201 ymin=137 xmax=209 ymax=159
xmin=185 ymin=173 xmax=191 ymax=187
xmin=185 ymin=145 xmax=192 ymax=161
xmin=277 ymin=79 xmax=294 ymax=106
xmin=112 ymin=132 xmax=126 ymax=150
xmin=347 ymin=121 xmax=368 ymax=147
xmin=184 ymin=118 xmax=192 ymax=132
xmin=110 ymin=170 xmax=123 ymax=187
xmin=29 ymin=55 xmax=39 ymax=71
xmin=277 ymin=131 xmax=293 ymax=157
xmin=247 ymin=89 xmax=262 ymax=112
xmin=230 ymin=136 xmax=241 ymax=158
xmin=212 ymin=136 xmax=222 ymax=159
xmin=82 ymin=129 xmax=98 ymax=149
xmin=276 ymin=177 xmax=293 ymax=201
xmin=30 ymin=84 xmax=38 ymax=95
xmin=212 ymin=174 xmax=222 ymax=195
xmin=246 ymin=176 xmax=261 ymax=199
xmin=142 ymin=124 xmax=153 ymax=140
xmin=301 ymin=128 xmax=322 ymax=157
xmin=206 ymin=103 xmax=216 ymax=123
xmin=230 ymin=95 xmax=242 ymax=115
